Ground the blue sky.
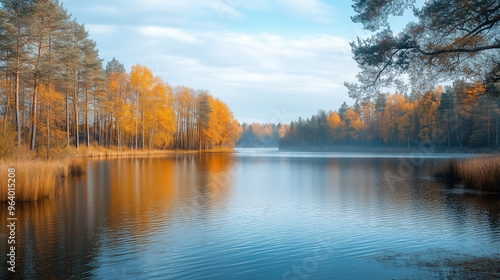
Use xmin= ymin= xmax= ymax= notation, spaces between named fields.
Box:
xmin=60 ymin=0 xmax=409 ymax=124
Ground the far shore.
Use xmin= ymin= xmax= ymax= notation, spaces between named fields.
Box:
xmin=277 ymin=145 xmax=499 ymax=154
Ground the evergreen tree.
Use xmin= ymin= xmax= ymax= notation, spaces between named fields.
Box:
xmin=0 ymin=0 xmax=32 ymax=147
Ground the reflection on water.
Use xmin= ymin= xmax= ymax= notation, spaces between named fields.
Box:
xmin=1 ymin=149 xmax=499 ymax=279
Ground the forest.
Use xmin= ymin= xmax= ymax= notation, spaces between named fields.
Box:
xmin=280 ymin=82 xmax=500 ymax=150
xmin=282 ymin=0 xmax=498 ymax=151
xmin=0 ymin=0 xmax=240 ymax=158
xmin=236 ymin=123 xmax=287 ymax=147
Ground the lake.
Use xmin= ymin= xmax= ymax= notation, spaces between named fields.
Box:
xmin=1 ymin=148 xmax=499 ymax=279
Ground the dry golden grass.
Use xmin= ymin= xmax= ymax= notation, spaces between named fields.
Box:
xmin=0 ymin=144 xmax=232 ymax=202
xmin=0 ymin=158 xmax=85 ymax=202
xmin=203 ymin=147 xmax=236 ymax=153
xmin=459 ymin=155 xmax=500 ymax=192
xmin=433 ymin=154 xmax=500 ymax=192
xmin=79 ymin=144 xmax=230 ymax=158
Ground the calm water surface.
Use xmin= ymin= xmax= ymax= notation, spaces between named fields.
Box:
xmin=1 ymin=148 xmax=500 ymax=279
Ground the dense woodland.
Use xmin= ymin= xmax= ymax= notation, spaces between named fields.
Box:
xmin=3 ymin=0 xmax=499 ymax=156
xmin=281 ymin=83 xmax=500 ymax=149
xmin=0 ymin=0 xmax=239 ymax=158
xmin=281 ymin=0 xmax=500 ymax=150
xmin=236 ymin=123 xmax=287 ymax=147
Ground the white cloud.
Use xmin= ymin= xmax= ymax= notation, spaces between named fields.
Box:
xmin=85 ymin=24 xmax=117 ymax=35
xmin=276 ymin=0 xmax=335 ymax=23
xmin=125 ymin=0 xmax=208 ymax=11
xmin=211 ymin=1 xmax=246 ymax=20
xmin=136 ymin=26 xmax=201 ymax=43
xmin=61 ymin=0 xmax=358 ymax=123
xmin=123 ymin=0 xmax=244 ymax=20
xmin=118 ymin=28 xmax=358 ymax=122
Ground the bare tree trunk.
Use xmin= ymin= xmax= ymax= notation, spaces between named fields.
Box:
xmin=74 ymin=88 xmax=79 ymax=148
xmin=148 ymin=109 xmax=156 ymax=150
xmin=94 ymin=98 xmax=97 ymax=144
xmin=134 ymin=91 xmax=138 ymax=150
xmin=15 ymin=70 xmax=20 ymax=147
xmin=30 ymin=77 xmax=39 ymax=150
xmin=85 ymin=88 xmax=89 ymax=147
xmin=142 ymin=106 xmax=145 ymax=150
xmin=114 ymin=115 xmax=117 ymax=147
xmin=109 ymin=113 xmax=112 ymax=148
xmin=118 ymin=124 xmax=122 ymax=151
xmin=30 ymin=40 xmax=44 ymax=151
xmin=186 ymin=115 xmax=190 ymax=150
xmin=97 ymin=112 xmax=101 ymax=146
xmin=199 ymin=124 xmax=202 ymax=152
xmin=47 ymin=105 xmax=50 ymax=160
xmin=3 ymin=74 xmax=10 ymax=129
xmin=13 ymin=25 xmax=22 ymax=147
xmin=66 ymin=86 xmax=70 ymax=147
xmin=104 ymin=114 xmax=107 ymax=148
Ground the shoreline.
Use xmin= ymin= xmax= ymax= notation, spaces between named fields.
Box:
xmin=0 ymin=147 xmax=236 ymax=202
xmin=277 ymin=146 xmax=499 ymax=154
xmin=76 ymin=147 xmax=236 ymax=159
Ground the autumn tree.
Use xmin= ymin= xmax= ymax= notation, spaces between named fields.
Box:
xmin=417 ymin=87 xmax=441 ymax=144
xmin=105 ymin=58 xmax=128 ymax=149
xmin=27 ymin=0 xmax=68 ymax=150
xmin=281 ymin=84 xmax=497 ymax=149
xmin=59 ymin=20 xmax=89 ymax=148
xmin=380 ymin=92 xmax=414 ymax=146
xmin=0 ymin=0 xmax=32 ymax=146
xmin=130 ymin=64 xmax=154 ymax=149
xmin=0 ymin=0 xmax=242 ymax=156
xmin=37 ymin=83 xmax=64 ymax=159
xmin=325 ymin=111 xmax=344 ymax=143
xmin=205 ymin=96 xmax=239 ymax=149
xmin=173 ymin=86 xmax=195 ymax=150
xmin=279 ymin=124 xmax=287 ymax=139
xmin=343 ymin=108 xmax=364 ymax=143
xmin=198 ymin=93 xmax=211 ymax=151
xmin=146 ymin=78 xmax=175 ymax=150
xmin=438 ymin=87 xmax=456 ymax=148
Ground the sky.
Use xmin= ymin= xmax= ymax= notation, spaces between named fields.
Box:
xmin=59 ymin=0 xmax=407 ymax=124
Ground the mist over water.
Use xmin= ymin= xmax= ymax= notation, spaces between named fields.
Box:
xmin=1 ymin=149 xmax=499 ymax=279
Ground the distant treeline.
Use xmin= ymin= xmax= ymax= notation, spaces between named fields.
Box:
xmin=237 ymin=123 xmax=287 ymax=147
xmin=280 ymin=82 xmax=500 ymax=150
xmin=0 ymin=0 xmax=239 ymax=158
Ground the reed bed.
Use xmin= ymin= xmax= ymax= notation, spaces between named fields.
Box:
xmin=203 ymin=147 xmax=235 ymax=153
xmin=0 ymin=144 xmax=231 ymax=202
xmin=80 ymin=145 xmax=226 ymax=158
xmin=433 ymin=154 xmax=500 ymax=192
xmin=0 ymin=159 xmax=85 ymax=202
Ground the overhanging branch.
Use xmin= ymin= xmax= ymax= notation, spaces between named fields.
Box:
xmin=416 ymin=44 xmax=500 ymax=55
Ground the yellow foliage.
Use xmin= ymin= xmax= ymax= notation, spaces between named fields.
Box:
xmin=326 ymin=111 xmax=344 ymax=142
xmin=279 ymin=124 xmax=287 ymax=138
xmin=206 ymin=96 xmax=240 ymax=148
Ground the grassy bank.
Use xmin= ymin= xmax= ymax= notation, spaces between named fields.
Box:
xmin=1 ymin=146 xmax=234 ymax=202
xmin=0 ymin=158 xmax=85 ymax=202
xmin=77 ymin=145 xmax=234 ymax=158
xmin=80 ymin=145 xmax=194 ymax=158
xmin=433 ymin=154 xmax=500 ymax=192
